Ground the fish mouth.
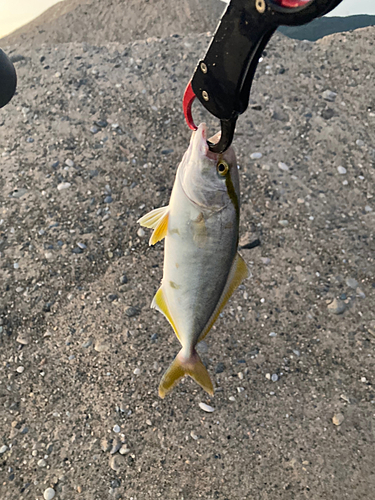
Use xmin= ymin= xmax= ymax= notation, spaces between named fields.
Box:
xmin=190 ymin=123 xmax=209 ymax=156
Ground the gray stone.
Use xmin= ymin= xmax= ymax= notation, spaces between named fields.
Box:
xmin=65 ymin=159 xmax=74 ymax=168
xmin=327 ymin=298 xmax=346 ymax=315
xmin=110 ymin=438 xmax=122 ymax=454
xmin=109 ymin=455 xmax=123 ymax=471
xmin=278 ymin=162 xmax=289 ymax=171
xmin=57 ymin=182 xmax=71 ymax=191
xmin=346 ymin=278 xmax=358 ymax=289
xmin=43 ymin=488 xmax=55 ymax=500
xmin=125 ymin=306 xmax=140 ymax=317
xmin=322 ymin=90 xmax=337 ymax=102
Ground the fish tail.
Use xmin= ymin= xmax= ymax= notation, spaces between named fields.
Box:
xmin=158 ymin=350 xmax=214 ymax=399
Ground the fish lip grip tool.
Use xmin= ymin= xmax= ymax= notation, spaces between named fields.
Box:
xmin=183 ymin=0 xmax=344 ymax=153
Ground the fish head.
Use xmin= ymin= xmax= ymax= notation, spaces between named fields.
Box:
xmin=179 ymin=123 xmax=239 ymax=211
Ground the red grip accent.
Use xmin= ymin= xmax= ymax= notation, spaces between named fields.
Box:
xmin=183 ymin=81 xmax=198 ymax=131
xmin=273 ymin=0 xmax=311 ymax=7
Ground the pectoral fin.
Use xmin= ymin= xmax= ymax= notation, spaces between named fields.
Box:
xmin=198 ymin=253 xmax=249 ymax=343
xmin=138 ymin=206 xmax=169 ymax=245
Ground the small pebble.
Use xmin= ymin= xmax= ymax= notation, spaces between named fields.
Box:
xmin=104 ymin=196 xmax=113 ymax=204
xmin=278 ymin=162 xmax=289 ymax=171
xmin=332 ymin=413 xmax=344 ymax=426
xmin=337 ymin=166 xmax=347 ymax=175
xmin=38 ymin=459 xmax=47 ymax=467
xmin=109 ymin=455 xmax=123 ymax=471
xmin=16 ymin=366 xmax=24 ymax=374
xmin=57 ymin=182 xmax=71 ymax=191
xmin=365 ymin=205 xmax=373 ymax=212
xmin=199 ymin=402 xmax=215 ymax=412
xmin=65 ymin=159 xmax=74 ymax=168
xmin=133 ymin=368 xmax=141 ymax=375
xmin=137 ymin=227 xmax=145 ymax=237
xmin=269 ymin=332 xmax=277 ymax=337
xmin=190 ymin=431 xmax=198 ymax=440
xmin=0 ymin=445 xmax=8 ymax=454
xmin=110 ymin=438 xmax=122 ymax=454
xmin=107 ymin=293 xmax=118 ymax=302
xmin=327 ymin=298 xmax=346 ymax=315
xmin=250 ymin=152 xmax=262 ymax=160
xmin=16 ymin=334 xmax=29 ymax=346
xmin=100 ymin=437 xmax=112 ymax=452
xmin=90 ymin=126 xmax=99 ymax=134
xmin=94 ymin=341 xmax=109 ymax=353
xmin=196 ymin=340 xmax=208 ymax=354
xmin=356 ymin=287 xmax=366 ymax=299
xmin=120 ymin=275 xmax=128 ymax=284
xmin=271 ymin=374 xmax=278 ymax=382
xmin=265 ymin=373 xmax=271 ymax=380
xmin=346 ymin=277 xmax=358 ymax=289
xmin=261 ymin=257 xmax=270 ymax=265
xmin=125 ymin=306 xmax=140 ymax=317
xmin=228 ymin=396 xmax=236 ymax=402
xmin=119 ymin=445 xmax=130 ymax=455
xmin=278 ymin=220 xmax=289 ymax=227
xmin=113 ymin=425 xmax=121 ymax=433
xmin=322 ymin=89 xmax=337 ymax=102
xmin=43 ymin=488 xmax=55 ymax=500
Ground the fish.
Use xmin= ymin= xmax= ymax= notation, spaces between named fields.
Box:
xmin=138 ymin=123 xmax=248 ymax=398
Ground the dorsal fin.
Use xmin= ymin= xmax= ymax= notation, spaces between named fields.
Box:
xmin=198 ymin=252 xmax=249 ymax=343
xmin=151 ymin=286 xmax=181 ymax=342
xmin=138 ymin=206 xmax=169 ymax=245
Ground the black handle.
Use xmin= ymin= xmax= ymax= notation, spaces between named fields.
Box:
xmin=191 ymin=0 xmax=343 ymax=123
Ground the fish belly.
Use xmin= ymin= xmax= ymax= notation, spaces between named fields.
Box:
xmin=162 ymin=180 xmax=237 ymax=353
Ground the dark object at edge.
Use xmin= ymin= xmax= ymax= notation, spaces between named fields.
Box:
xmin=240 ymin=238 xmax=261 ymax=250
xmin=0 ymin=49 xmax=17 ymax=108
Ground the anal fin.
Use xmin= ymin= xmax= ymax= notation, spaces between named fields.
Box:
xmin=198 ymin=252 xmax=249 ymax=343
xmin=151 ymin=286 xmax=180 ymax=342
xmin=138 ymin=206 xmax=169 ymax=245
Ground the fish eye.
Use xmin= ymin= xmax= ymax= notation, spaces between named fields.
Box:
xmin=217 ymin=160 xmax=229 ymax=176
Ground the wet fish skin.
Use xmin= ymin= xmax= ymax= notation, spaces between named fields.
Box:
xmin=138 ymin=123 xmax=248 ymax=397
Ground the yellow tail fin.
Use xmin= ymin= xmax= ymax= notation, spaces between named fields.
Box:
xmin=159 ymin=350 xmax=214 ymax=399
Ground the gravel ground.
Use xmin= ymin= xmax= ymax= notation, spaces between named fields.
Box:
xmin=0 ymin=23 xmax=375 ymax=500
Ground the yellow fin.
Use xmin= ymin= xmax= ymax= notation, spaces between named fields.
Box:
xmin=137 ymin=206 xmax=169 ymax=245
xmin=151 ymin=286 xmax=180 ymax=342
xmin=159 ymin=350 xmax=214 ymax=398
xmin=198 ymin=252 xmax=249 ymax=343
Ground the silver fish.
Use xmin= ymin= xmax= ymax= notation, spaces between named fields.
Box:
xmin=138 ymin=123 xmax=248 ymax=398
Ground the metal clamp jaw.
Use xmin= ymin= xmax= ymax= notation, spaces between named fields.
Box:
xmin=183 ymin=0 xmax=344 ymax=153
